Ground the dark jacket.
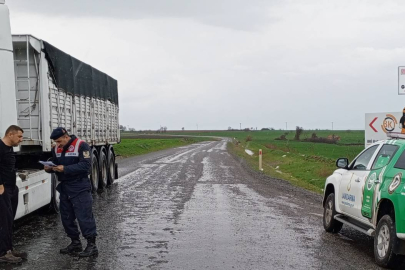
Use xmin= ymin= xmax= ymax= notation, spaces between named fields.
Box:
xmin=0 ymin=140 xmax=16 ymax=187
xmin=47 ymin=135 xmax=92 ymax=198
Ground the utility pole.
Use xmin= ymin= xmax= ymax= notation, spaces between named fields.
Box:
xmin=285 ymin=122 xmax=287 ymax=130
xmin=197 ymin=124 xmax=198 ymax=131
xmin=240 ymin=123 xmax=241 ymax=130
xmin=332 ymin=122 xmax=334 ymax=130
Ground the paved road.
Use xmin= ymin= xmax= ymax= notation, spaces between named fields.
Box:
xmin=3 ymin=139 xmax=403 ymax=269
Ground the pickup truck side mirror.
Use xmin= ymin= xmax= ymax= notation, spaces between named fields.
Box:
xmin=336 ymin=158 xmax=349 ymax=169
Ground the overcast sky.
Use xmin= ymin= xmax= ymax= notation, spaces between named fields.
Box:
xmin=7 ymin=0 xmax=405 ymax=130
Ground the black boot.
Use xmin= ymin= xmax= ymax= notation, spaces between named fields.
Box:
xmin=78 ymin=237 xmax=98 ymax=257
xmin=60 ymin=238 xmax=83 ymax=254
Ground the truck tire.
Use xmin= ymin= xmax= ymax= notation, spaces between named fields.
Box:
xmin=374 ymin=215 xmax=404 ymax=268
xmin=98 ymin=147 xmax=108 ymax=189
xmin=107 ymin=146 xmax=115 ymax=185
xmin=50 ymin=174 xmax=60 ymax=213
xmin=114 ymin=163 xmax=119 ymax=180
xmin=90 ymin=148 xmax=100 ymax=193
xmin=323 ymin=193 xmax=343 ymax=233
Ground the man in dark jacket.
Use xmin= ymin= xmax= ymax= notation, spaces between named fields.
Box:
xmin=0 ymin=125 xmax=25 ymax=264
xmin=44 ymin=127 xmax=98 ymax=257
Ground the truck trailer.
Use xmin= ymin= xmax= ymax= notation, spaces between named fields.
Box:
xmin=0 ymin=0 xmax=120 ymax=219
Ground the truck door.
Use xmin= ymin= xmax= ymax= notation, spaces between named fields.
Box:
xmin=339 ymin=144 xmax=379 ymax=218
xmin=362 ymin=144 xmax=399 ymax=219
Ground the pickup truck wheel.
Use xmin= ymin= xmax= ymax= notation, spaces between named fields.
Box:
xmin=323 ymin=193 xmax=343 ymax=233
xmin=374 ymin=215 xmax=404 ymax=268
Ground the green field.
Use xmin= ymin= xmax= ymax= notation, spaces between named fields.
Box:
xmin=165 ymin=130 xmax=365 ymax=193
xmin=114 ymin=136 xmax=215 ymax=158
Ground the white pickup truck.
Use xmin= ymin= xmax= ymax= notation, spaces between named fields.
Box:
xmin=323 ymin=133 xmax=405 ymax=268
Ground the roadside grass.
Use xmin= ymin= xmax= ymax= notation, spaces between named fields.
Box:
xmin=115 ymin=137 xmax=215 ymax=158
xmin=164 ymin=130 xmax=365 ymax=193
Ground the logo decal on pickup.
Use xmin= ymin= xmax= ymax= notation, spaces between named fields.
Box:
xmin=367 ymin=173 xmax=376 ymax=190
xmin=342 ymin=193 xmax=356 ymax=202
xmin=347 ymin=174 xmax=354 ymax=191
xmin=342 ymin=193 xmax=356 ymax=208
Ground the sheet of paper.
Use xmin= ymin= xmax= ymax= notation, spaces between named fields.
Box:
xmin=38 ymin=161 xmax=57 ymax=167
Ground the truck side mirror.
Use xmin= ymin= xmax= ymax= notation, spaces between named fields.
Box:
xmin=336 ymin=158 xmax=349 ymax=169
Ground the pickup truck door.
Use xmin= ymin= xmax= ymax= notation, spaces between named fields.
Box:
xmin=362 ymin=144 xmax=399 ymax=219
xmin=339 ymin=144 xmax=380 ymax=218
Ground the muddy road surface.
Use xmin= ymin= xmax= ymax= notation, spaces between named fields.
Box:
xmin=4 ymin=140 xmax=403 ymax=269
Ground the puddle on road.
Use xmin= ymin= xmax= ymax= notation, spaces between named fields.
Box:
xmin=155 ymin=142 xmax=212 ymax=164
xmin=166 ymin=183 xmax=320 ymax=269
xmin=198 ymin=156 xmax=234 ymax=183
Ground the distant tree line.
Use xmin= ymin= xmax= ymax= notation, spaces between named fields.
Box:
xmin=119 ymin=125 xmax=135 ymax=132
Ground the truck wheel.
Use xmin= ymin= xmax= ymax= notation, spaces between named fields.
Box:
xmin=90 ymin=148 xmax=100 ymax=193
xmin=98 ymin=147 xmax=108 ymax=189
xmin=323 ymin=193 xmax=343 ymax=233
xmin=107 ymin=146 xmax=115 ymax=185
xmin=50 ymin=174 xmax=60 ymax=213
xmin=114 ymin=163 xmax=119 ymax=180
xmin=374 ymin=215 xmax=404 ymax=268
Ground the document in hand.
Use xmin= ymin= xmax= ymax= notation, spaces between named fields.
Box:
xmin=39 ymin=161 xmax=57 ymax=167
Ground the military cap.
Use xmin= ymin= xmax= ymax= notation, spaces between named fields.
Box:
xmin=50 ymin=127 xmax=68 ymax=140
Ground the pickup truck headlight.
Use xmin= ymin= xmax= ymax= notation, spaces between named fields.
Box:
xmin=388 ymin=173 xmax=402 ymax=194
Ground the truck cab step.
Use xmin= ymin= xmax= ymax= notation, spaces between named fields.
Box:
xmin=334 ymin=214 xmax=375 ymax=236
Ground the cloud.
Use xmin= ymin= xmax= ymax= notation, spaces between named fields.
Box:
xmin=6 ymin=0 xmax=405 ymax=130
xmin=7 ymin=0 xmax=280 ymax=31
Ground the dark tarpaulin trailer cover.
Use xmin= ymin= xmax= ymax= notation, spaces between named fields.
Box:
xmin=43 ymin=41 xmax=118 ymax=105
